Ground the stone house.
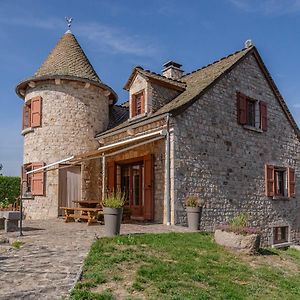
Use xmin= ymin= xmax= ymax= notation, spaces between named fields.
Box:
xmin=16 ymin=30 xmax=300 ymax=246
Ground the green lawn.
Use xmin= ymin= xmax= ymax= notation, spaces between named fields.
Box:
xmin=70 ymin=232 xmax=300 ymax=300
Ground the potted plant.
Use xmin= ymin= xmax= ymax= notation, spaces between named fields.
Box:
xmin=185 ymin=196 xmax=204 ymax=230
xmin=214 ymin=213 xmax=261 ymax=254
xmin=102 ymin=190 xmax=125 ymax=237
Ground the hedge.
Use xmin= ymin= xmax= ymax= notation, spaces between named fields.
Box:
xmin=0 ymin=176 xmax=21 ymax=205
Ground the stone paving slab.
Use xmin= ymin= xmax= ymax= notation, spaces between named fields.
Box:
xmin=0 ymin=219 xmax=191 ymax=300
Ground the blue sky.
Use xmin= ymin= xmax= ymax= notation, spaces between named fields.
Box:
xmin=0 ymin=0 xmax=300 ymax=176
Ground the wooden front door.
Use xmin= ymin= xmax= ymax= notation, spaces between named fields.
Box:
xmin=121 ymin=163 xmax=144 ymax=219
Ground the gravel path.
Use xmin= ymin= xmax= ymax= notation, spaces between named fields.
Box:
xmin=0 ymin=219 xmax=190 ymax=299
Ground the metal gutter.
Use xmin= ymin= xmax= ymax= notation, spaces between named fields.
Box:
xmin=165 ymin=113 xmax=171 ymax=225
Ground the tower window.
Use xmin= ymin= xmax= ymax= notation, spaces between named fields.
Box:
xmin=22 ymin=96 xmax=42 ymax=129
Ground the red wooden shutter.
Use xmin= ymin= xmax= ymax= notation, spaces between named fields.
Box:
xmin=131 ymin=95 xmax=136 ymax=117
xmin=31 ymin=162 xmax=45 ymax=196
xmin=144 ymin=154 xmax=154 ymax=220
xmin=107 ymin=161 xmax=116 ymax=193
xmin=260 ymin=101 xmax=267 ymax=131
xmin=23 ymin=105 xmax=31 ymax=129
xmin=31 ymin=96 xmax=42 ymax=128
xmin=265 ymin=164 xmax=275 ymax=197
xmin=288 ymin=167 xmax=296 ymax=198
xmin=141 ymin=92 xmax=145 ymax=114
xmin=237 ymin=92 xmax=247 ymax=125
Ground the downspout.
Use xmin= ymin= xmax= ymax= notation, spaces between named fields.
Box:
xmin=166 ymin=113 xmax=171 ymax=225
xmin=102 ymin=154 xmax=106 ymax=202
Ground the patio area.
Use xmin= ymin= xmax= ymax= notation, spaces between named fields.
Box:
xmin=0 ymin=219 xmax=191 ymax=299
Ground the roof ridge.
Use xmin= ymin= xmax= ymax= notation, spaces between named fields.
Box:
xmin=140 ymin=68 xmax=186 ymax=84
xmin=182 ymin=46 xmax=252 ymax=78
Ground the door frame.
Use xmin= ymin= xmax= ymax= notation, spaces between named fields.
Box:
xmin=108 ymin=154 xmax=154 ymax=221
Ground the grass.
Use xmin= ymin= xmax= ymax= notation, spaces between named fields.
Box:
xmin=11 ymin=239 xmax=24 ymax=249
xmin=70 ymin=232 xmax=300 ymax=299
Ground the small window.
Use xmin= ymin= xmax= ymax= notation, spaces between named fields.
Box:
xmin=246 ymin=99 xmax=256 ymax=127
xmin=22 ymin=162 xmax=45 ymax=196
xmin=273 ymin=226 xmax=288 ymax=244
xmin=274 ymin=169 xmax=285 ymax=196
xmin=131 ymin=91 xmax=145 ymax=118
xmin=237 ymin=92 xmax=267 ymax=131
xmin=265 ymin=165 xmax=295 ymax=198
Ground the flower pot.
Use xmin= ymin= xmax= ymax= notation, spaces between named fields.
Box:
xmin=214 ymin=229 xmax=261 ymax=254
xmin=186 ymin=207 xmax=201 ymax=230
xmin=103 ymin=207 xmax=123 ymax=237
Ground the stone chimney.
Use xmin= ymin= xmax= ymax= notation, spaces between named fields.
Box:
xmin=162 ymin=61 xmax=184 ymax=80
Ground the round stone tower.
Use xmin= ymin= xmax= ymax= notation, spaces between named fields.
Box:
xmin=16 ymin=30 xmax=117 ymax=219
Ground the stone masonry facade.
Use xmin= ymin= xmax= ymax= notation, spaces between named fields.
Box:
xmin=23 ymin=80 xmax=108 ymax=219
xmin=172 ymin=53 xmax=300 ymax=245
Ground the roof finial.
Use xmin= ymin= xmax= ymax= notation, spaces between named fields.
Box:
xmin=65 ymin=17 xmax=73 ymax=33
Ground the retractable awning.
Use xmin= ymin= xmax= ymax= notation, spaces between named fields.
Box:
xmin=26 ymin=129 xmax=167 ymax=175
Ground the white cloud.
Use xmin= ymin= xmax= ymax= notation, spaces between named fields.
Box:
xmin=0 ymin=16 xmax=160 ymax=57
xmin=76 ymin=22 xmax=160 ymax=57
xmin=229 ymin=0 xmax=300 ymax=15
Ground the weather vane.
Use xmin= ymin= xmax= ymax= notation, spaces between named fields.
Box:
xmin=65 ymin=17 xmax=73 ymax=29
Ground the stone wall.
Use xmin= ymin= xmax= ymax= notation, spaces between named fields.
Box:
xmin=172 ymin=53 xmax=300 ymax=245
xmin=149 ymin=83 xmax=180 ymax=112
xmin=22 ymin=80 xmax=108 ymax=219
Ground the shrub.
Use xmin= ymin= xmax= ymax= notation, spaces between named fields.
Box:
xmin=185 ymin=195 xmax=204 ymax=207
xmin=0 ymin=176 xmax=20 ymax=205
xmin=216 ymin=213 xmax=259 ymax=236
xmin=103 ymin=190 xmax=125 ymax=208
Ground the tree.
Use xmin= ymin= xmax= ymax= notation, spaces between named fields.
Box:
xmin=0 ymin=163 xmax=3 ymax=176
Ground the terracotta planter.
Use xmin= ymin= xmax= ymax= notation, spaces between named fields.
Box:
xmin=186 ymin=207 xmax=201 ymax=230
xmin=103 ymin=207 xmax=123 ymax=237
xmin=214 ymin=229 xmax=260 ymax=254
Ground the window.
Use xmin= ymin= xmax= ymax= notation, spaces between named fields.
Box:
xmin=22 ymin=96 xmax=42 ymax=130
xmin=265 ymin=165 xmax=295 ymax=198
xmin=237 ymin=92 xmax=267 ymax=131
xmin=246 ymin=98 xmax=256 ymax=127
xmin=131 ymin=91 xmax=145 ymax=118
xmin=22 ymin=162 xmax=45 ymax=196
xmin=273 ymin=226 xmax=289 ymax=244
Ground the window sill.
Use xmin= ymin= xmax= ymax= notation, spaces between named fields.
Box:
xmin=271 ymin=242 xmax=292 ymax=249
xmin=272 ymin=196 xmax=291 ymax=201
xmin=21 ymin=194 xmax=34 ymax=200
xmin=129 ymin=112 xmax=148 ymax=122
xmin=21 ymin=127 xmax=34 ymax=136
xmin=243 ymin=125 xmax=263 ymax=133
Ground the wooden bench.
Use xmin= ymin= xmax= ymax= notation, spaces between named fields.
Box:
xmin=60 ymin=207 xmax=103 ymax=225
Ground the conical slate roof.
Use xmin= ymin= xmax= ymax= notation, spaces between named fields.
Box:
xmin=34 ymin=31 xmax=101 ymax=83
xmin=16 ymin=31 xmax=117 ymax=101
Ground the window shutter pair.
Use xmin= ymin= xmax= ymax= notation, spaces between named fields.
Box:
xmin=237 ymin=92 xmax=267 ymax=130
xmin=131 ymin=91 xmax=145 ymax=117
xmin=265 ymin=164 xmax=295 ymax=197
xmin=22 ymin=96 xmax=42 ymax=129
xmin=21 ymin=162 xmax=45 ymax=196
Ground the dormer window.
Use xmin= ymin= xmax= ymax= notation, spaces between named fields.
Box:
xmin=131 ymin=90 xmax=145 ymax=118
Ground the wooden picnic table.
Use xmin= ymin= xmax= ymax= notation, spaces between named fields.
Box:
xmin=72 ymin=200 xmax=101 ymax=208
xmin=60 ymin=206 xmax=103 ymax=225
